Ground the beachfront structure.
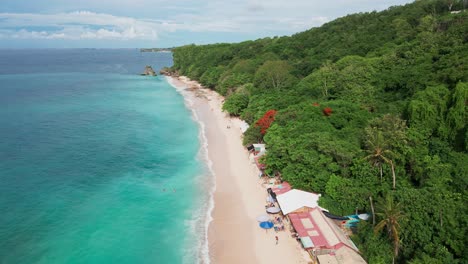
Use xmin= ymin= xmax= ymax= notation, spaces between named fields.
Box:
xmin=248 ymin=143 xmax=267 ymax=171
xmin=276 ymin=189 xmax=321 ymax=215
xmin=274 ymin=188 xmax=365 ymax=262
xmin=252 ymin=144 xmax=266 ymax=156
xmin=316 ymin=246 xmax=367 ymax=264
xmin=270 ymin=181 xmax=292 ymax=195
xmin=289 ymin=208 xmax=367 ymax=264
xmin=266 ymin=181 xmax=291 ymax=203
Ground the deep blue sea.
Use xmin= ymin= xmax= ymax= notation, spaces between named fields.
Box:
xmin=0 ymin=49 xmax=211 ymax=263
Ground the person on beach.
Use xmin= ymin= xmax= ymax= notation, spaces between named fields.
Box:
xmin=275 ymin=236 xmax=279 ymax=245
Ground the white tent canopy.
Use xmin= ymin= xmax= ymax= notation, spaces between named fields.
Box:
xmin=239 ymin=121 xmax=250 ymax=133
xmin=276 ymin=189 xmax=321 ymax=215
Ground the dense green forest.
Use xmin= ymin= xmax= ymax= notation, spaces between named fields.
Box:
xmin=170 ymin=1 xmax=467 ymax=263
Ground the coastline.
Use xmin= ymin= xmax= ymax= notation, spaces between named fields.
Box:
xmin=166 ymin=76 xmax=309 ymax=264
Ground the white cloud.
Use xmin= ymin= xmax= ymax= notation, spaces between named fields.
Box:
xmin=0 ymin=8 xmax=331 ymax=41
xmin=0 ymin=11 xmax=160 ymax=40
xmin=0 ymin=0 xmax=412 ymax=44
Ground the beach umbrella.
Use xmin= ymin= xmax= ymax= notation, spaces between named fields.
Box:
xmin=259 ymin=221 xmax=274 ymax=229
xmin=256 ymin=215 xmax=270 ymax=222
xmin=266 ymin=207 xmax=281 ymax=214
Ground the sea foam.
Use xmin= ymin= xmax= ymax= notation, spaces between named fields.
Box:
xmin=166 ymin=76 xmax=216 ymax=264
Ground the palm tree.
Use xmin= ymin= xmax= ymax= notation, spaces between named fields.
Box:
xmin=369 ymin=196 xmax=376 ymax=226
xmin=374 ymin=193 xmax=405 ymax=264
xmin=364 ymin=127 xmax=397 ymax=189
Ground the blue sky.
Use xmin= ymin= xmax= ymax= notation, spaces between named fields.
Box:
xmin=0 ymin=0 xmax=414 ymax=48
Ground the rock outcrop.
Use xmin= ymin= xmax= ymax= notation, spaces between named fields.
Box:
xmin=141 ymin=65 xmax=156 ymax=76
xmin=160 ymin=67 xmax=179 ymax=77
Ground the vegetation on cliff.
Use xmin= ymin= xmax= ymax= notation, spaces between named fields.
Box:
xmin=171 ymin=1 xmax=467 ymax=263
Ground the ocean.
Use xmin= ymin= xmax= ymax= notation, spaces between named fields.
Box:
xmin=0 ymin=49 xmax=212 ymax=263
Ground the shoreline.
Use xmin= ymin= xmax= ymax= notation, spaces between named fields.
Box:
xmin=166 ymin=76 xmax=309 ymax=264
xmin=166 ymin=76 xmax=215 ymax=264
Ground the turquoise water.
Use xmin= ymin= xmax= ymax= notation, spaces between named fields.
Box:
xmin=0 ymin=50 xmax=210 ymax=263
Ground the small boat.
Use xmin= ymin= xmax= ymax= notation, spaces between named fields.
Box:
xmin=323 ymin=211 xmax=349 ymax=221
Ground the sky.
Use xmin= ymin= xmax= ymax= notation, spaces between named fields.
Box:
xmin=0 ymin=0 xmax=414 ymax=48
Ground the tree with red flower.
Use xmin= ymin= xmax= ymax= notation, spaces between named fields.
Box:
xmin=256 ymin=109 xmax=277 ymax=134
xmin=323 ymin=107 xmax=333 ymax=116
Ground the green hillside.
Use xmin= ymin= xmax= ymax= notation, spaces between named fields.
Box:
xmin=170 ymin=0 xmax=467 ymax=263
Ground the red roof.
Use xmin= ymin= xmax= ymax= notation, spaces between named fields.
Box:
xmin=289 ymin=208 xmax=358 ymax=251
xmin=271 ymin=181 xmax=291 ymax=195
xmin=290 ymin=212 xmax=327 ymax=249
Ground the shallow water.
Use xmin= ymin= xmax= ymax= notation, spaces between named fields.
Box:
xmin=0 ymin=50 xmax=210 ymax=263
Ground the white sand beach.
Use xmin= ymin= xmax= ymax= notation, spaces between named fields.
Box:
xmin=167 ymin=76 xmax=309 ymax=264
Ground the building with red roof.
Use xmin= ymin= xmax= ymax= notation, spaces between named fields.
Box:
xmin=289 ymin=208 xmax=366 ymax=264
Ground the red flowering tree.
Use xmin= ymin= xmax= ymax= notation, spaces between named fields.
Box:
xmin=256 ymin=109 xmax=277 ymax=134
xmin=323 ymin=107 xmax=333 ymax=116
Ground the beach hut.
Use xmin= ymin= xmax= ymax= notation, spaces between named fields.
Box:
xmin=252 ymin=144 xmax=266 ymax=157
xmin=289 ymin=208 xmax=367 ymax=264
xmin=276 ymin=189 xmax=321 ymax=215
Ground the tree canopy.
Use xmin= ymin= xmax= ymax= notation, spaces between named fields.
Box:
xmin=170 ymin=1 xmax=468 ymax=262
